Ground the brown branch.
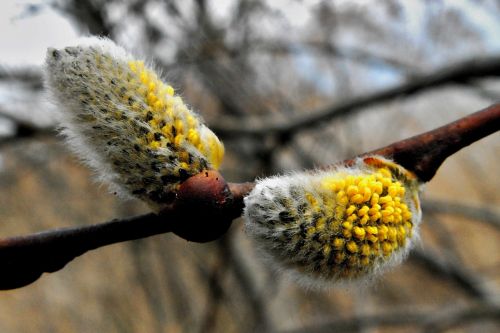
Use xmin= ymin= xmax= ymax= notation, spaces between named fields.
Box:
xmin=0 ymin=103 xmax=498 ymax=290
xmin=367 ymin=103 xmax=500 ymax=181
xmin=0 ymin=213 xmax=166 ymax=290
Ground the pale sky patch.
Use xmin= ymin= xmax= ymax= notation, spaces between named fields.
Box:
xmin=0 ymin=0 xmax=79 ymax=67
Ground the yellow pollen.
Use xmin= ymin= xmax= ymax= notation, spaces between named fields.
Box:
xmin=174 ymin=135 xmax=184 ymax=146
xmin=350 ymin=194 xmax=364 ymax=204
xmin=347 ymin=185 xmax=358 ymax=197
xmin=342 ymin=221 xmax=353 ymax=230
xmin=147 ymin=92 xmax=157 ymax=105
xmin=149 ymin=141 xmax=160 ymax=149
xmin=388 ymin=227 xmax=398 ymax=242
xmin=335 ymin=206 xmax=345 ymax=219
xmin=174 ymin=119 xmax=184 ymax=134
xmin=359 ymin=215 xmax=369 ymax=225
xmin=166 ymin=85 xmax=175 ymax=96
xmin=152 ymin=100 xmax=162 ymax=111
xmin=353 ymin=226 xmax=366 ymax=240
xmin=323 ymin=244 xmax=331 ymax=256
xmin=382 ymin=242 xmax=393 ymax=255
xmin=186 ymin=114 xmax=198 ymax=128
xmin=379 ymin=195 xmax=393 ymax=205
xmin=362 ymin=187 xmax=372 ymax=201
xmin=335 ymin=252 xmax=345 ymax=263
xmin=187 ymin=129 xmax=200 ymax=146
xmin=378 ymin=225 xmax=388 ymax=241
xmin=333 ymin=238 xmax=345 ymax=249
xmin=346 ymin=205 xmax=357 ymax=216
xmin=306 ymin=192 xmax=318 ymax=206
xmin=361 ymin=244 xmax=371 ymax=256
xmin=346 ymin=241 xmax=358 ymax=253
xmin=370 ymin=212 xmax=382 ymax=222
xmin=316 ymin=217 xmax=326 ymax=231
xmin=358 ymin=205 xmax=370 ymax=216
xmin=347 ymin=214 xmax=357 ymax=223
xmin=140 ymin=71 xmax=149 ymax=84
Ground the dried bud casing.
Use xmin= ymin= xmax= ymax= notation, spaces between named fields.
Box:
xmin=244 ymin=156 xmax=422 ymax=287
xmin=44 ymin=37 xmax=224 ymax=211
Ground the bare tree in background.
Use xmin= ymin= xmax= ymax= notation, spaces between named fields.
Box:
xmin=0 ymin=1 xmax=499 ymax=332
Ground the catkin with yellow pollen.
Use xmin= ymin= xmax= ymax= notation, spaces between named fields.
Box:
xmin=44 ymin=37 xmax=224 ymax=211
xmin=243 ymin=156 xmax=422 ymax=287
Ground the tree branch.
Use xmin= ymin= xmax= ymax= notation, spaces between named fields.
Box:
xmin=409 ymin=248 xmax=496 ymax=304
xmin=0 ymin=103 xmax=498 ymax=290
xmin=212 ymin=56 xmax=500 ymax=139
xmin=0 ymin=213 xmax=165 ymax=290
xmin=366 ymin=103 xmax=500 ymax=181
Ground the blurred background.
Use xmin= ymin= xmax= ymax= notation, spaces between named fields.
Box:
xmin=0 ymin=0 xmax=499 ymax=332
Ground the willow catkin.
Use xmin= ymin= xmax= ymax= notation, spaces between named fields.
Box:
xmin=44 ymin=37 xmax=224 ymax=211
xmin=244 ymin=156 xmax=422 ymax=287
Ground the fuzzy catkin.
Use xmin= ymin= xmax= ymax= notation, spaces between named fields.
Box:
xmin=244 ymin=156 xmax=422 ymax=287
xmin=44 ymin=37 xmax=224 ymax=210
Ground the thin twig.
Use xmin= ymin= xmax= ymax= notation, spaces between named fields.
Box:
xmin=422 ymin=199 xmax=500 ymax=229
xmin=279 ymin=304 xmax=500 ymax=333
xmin=421 ymin=304 xmax=500 ymax=333
xmin=409 ymin=248 xmax=497 ymax=305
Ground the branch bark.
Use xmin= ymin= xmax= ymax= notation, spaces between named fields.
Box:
xmin=0 ymin=213 xmax=168 ymax=290
xmin=367 ymin=103 xmax=500 ymax=181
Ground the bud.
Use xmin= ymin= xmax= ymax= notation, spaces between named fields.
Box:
xmin=244 ymin=156 xmax=422 ymax=287
xmin=44 ymin=37 xmax=224 ymax=211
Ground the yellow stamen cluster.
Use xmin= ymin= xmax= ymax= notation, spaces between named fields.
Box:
xmin=127 ymin=60 xmax=224 ymax=170
xmin=316 ymin=167 xmax=414 ymax=269
xmin=244 ymin=156 xmax=422 ymax=285
xmin=44 ymin=38 xmax=224 ymax=210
